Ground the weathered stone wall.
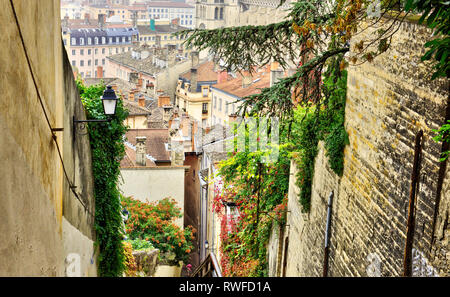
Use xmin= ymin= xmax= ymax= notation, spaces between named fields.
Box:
xmin=280 ymin=18 xmax=449 ymax=277
xmin=133 ymin=249 xmax=159 ymax=277
xmin=282 ymin=145 xmax=340 ymax=277
xmin=0 ymin=0 xmax=96 ymax=276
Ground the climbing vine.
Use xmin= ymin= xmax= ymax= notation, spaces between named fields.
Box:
xmin=77 ymin=79 xmax=129 ymax=277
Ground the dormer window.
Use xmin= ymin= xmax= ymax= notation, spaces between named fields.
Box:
xmin=80 ymin=38 xmax=84 ymax=45
xmin=88 ymin=37 xmax=92 ymax=45
xmin=71 ymin=38 xmax=76 ymax=45
xmin=202 ymin=86 xmax=209 ymax=97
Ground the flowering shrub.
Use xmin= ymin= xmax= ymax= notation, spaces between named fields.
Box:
xmin=214 ymin=146 xmax=291 ymax=277
xmin=123 ymin=241 xmax=137 ymax=277
xmin=121 ymin=196 xmax=196 ymax=264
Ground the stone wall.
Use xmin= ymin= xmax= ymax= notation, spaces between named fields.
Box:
xmin=279 ymin=18 xmax=449 ymax=277
xmin=0 ymin=0 xmax=96 ymax=276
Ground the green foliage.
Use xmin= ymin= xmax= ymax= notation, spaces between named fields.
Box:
xmin=77 ymin=79 xmax=129 ymax=277
xmin=125 ymin=238 xmax=155 ymax=251
xmin=433 ymin=119 xmax=450 ymax=161
xmin=215 ymin=131 xmax=290 ymax=276
xmin=291 ymin=56 xmax=349 ymax=211
xmin=404 ymin=0 xmax=450 ymax=79
xmin=121 ymin=196 xmax=196 ymax=265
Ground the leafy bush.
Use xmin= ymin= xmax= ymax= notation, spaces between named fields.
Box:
xmin=125 ymin=238 xmax=155 ymax=251
xmin=77 ymin=79 xmax=129 ymax=277
xmin=121 ymin=196 xmax=196 ymax=265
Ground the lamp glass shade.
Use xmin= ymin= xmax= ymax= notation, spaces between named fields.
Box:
xmin=101 ymin=85 xmax=118 ymax=115
xmin=102 ymin=98 xmax=117 ymax=115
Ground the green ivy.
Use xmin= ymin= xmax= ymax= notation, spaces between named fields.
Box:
xmin=433 ymin=119 xmax=450 ymax=161
xmin=291 ymin=56 xmax=349 ymax=212
xmin=76 ymin=79 xmax=129 ymax=277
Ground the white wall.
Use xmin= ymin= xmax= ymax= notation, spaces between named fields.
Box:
xmin=120 ymin=167 xmax=187 ymax=227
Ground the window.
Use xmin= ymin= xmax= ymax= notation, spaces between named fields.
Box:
xmin=80 ymin=49 xmax=84 ymax=55
xmin=71 ymin=38 xmax=76 ymax=45
xmin=95 ymin=59 xmax=98 ymax=66
xmin=95 ymin=49 xmax=98 ymax=55
xmin=72 ymin=60 xmax=76 ymax=66
xmin=225 ymin=100 xmax=228 ymax=114
xmin=102 ymin=59 xmax=105 ymax=65
xmin=202 ymin=87 xmax=208 ymax=97
xmin=95 ymin=37 xmax=98 ymax=45
xmin=88 ymin=60 xmax=91 ymax=66
xmin=80 ymin=38 xmax=84 ymax=45
xmin=102 ymin=48 xmax=105 ymax=54
xmin=109 ymin=37 xmax=113 ymax=43
xmin=214 ymin=96 xmax=217 ymax=108
xmin=202 ymin=103 xmax=208 ymax=114
xmin=102 ymin=37 xmax=106 ymax=44
xmin=219 ymin=98 xmax=222 ymax=111
xmin=88 ymin=37 xmax=92 ymax=45
xmin=72 ymin=50 xmax=76 ymax=55
xmin=80 ymin=60 xmax=84 ymax=66
xmin=88 ymin=49 xmax=91 ymax=55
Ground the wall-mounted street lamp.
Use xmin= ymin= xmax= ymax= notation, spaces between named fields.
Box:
xmin=205 ymin=240 xmax=210 ymax=250
xmin=73 ymin=85 xmax=118 ymax=136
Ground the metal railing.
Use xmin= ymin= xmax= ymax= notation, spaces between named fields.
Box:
xmin=191 ymin=252 xmax=222 ymax=277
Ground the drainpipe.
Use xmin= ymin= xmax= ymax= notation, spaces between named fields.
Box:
xmin=323 ymin=191 xmax=334 ymax=277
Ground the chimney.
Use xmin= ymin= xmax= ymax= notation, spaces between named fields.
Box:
xmin=191 ymin=51 xmax=199 ymax=68
xmin=170 ymin=139 xmax=185 ymax=166
xmin=190 ymin=68 xmax=198 ymax=93
xmin=129 ymin=89 xmax=136 ymax=101
xmin=84 ymin=13 xmax=90 ymax=25
xmin=217 ymin=69 xmax=228 ymax=84
xmin=129 ymin=72 xmax=139 ymax=84
xmin=97 ymin=66 xmax=103 ymax=78
xmin=138 ymin=95 xmax=146 ymax=107
xmin=98 ymin=14 xmax=105 ymax=30
xmin=132 ymin=11 xmax=138 ymax=28
xmin=63 ymin=16 xmax=69 ymax=28
xmin=242 ymin=71 xmax=252 ymax=88
xmin=168 ymin=51 xmax=176 ymax=67
xmin=270 ymin=62 xmax=284 ymax=87
xmin=163 ymin=104 xmax=173 ymax=123
xmin=135 ymin=136 xmax=147 ymax=166
xmin=158 ymin=95 xmax=170 ymax=107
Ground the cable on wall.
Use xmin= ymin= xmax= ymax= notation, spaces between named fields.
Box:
xmin=9 ymin=0 xmax=94 ymax=218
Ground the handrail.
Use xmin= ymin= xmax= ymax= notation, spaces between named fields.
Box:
xmin=191 ymin=252 xmax=222 ymax=277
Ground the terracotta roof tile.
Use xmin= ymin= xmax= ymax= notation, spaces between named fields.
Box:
xmin=212 ymin=67 xmax=273 ymax=99
xmin=180 ymin=61 xmax=217 ymax=82
xmin=124 ymin=129 xmax=170 ymax=162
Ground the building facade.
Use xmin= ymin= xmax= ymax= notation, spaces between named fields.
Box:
xmin=195 ymin=0 xmax=291 ymax=29
xmin=63 ymin=22 xmax=139 ymax=78
xmin=147 ymin=2 xmax=196 ymax=28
